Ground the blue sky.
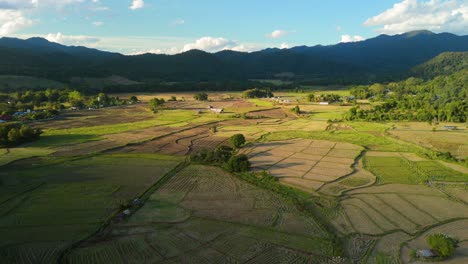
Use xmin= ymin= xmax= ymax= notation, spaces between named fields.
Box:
xmin=1 ymin=0 xmax=467 ymax=54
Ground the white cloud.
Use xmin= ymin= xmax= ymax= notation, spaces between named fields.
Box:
xmin=129 ymin=0 xmax=144 ymax=10
xmin=340 ymin=34 xmax=365 ymax=43
xmin=93 ymin=21 xmax=103 ymax=26
xmin=364 ymin=0 xmax=468 ymax=34
xmin=336 ymin=26 xmax=342 ymax=31
xmin=181 ymin=36 xmax=256 ymax=53
xmin=268 ymin=29 xmax=290 ymax=39
xmin=0 ymin=10 xmax=33 ymax=36
xmin=45 ymin=32 xmax=100 ymax=46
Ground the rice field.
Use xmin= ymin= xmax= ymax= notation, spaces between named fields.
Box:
xmin=64 ymin=165 xmax=342 ymax=263
xmin=245 ymin=139 xmax=362 ymax=192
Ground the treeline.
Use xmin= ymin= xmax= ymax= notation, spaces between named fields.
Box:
xmin=345 ymin=69 xmax=467 ymax=122
xmin=0 ymin=124 xmax=41 ymax=147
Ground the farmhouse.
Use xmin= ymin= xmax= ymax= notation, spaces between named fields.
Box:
xmin=210 ymin=108 xmax=224 ymax=114
xmin=416 ymin=249 xmax=437 ymax=259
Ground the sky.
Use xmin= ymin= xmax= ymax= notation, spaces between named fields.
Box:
xmin=0 ymin=0 xmax=467 ymax=54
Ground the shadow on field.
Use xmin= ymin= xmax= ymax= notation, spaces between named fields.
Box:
xmin=26 ymin=134 xmax=101 ymax=148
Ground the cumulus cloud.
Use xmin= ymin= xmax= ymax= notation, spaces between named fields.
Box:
xmin=340 ymin=34 xmax=365 ymax=43
xmin=181 ymin=36 xmax=256 ymax=53
xmin=45 ymin=32 xmax=100 ymax=46
xmin=0 ymin=10 xmax=33 ymax=36
xmin=129 ymin=0 xmax=144 ymax=10
xmin=364 ymin=0 xmax=468 ymax=34
xmin=268 ymin=29 xmax=291 ymax=39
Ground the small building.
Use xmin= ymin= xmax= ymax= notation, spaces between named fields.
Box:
xmin=123 ymin=209 xmax=131 ymax=216
xmin=319 ymin=102 xmax=329 ymax=105
xmin=210 ymin=108 xmax=224 ymax=114
xmin=416 ymin=249 xmax=437 ymax=259
xmin=443 ymin=126 xmax=457 ymax=130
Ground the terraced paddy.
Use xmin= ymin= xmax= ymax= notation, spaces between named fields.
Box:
xmin=65 ymin=165 xmax=343 ymax=263
xmin=243 ymin=139 xmax=363 ymax=192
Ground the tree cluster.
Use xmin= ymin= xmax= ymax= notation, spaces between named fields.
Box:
xmin=242 ymin=88 xmax=274 ymax=99
xmin=345 ymin=70 xmax=467 ymax=122
xmin=0 ymin=124 xmax=41 ymax=147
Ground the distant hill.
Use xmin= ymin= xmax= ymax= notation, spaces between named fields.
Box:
xmin=0 ymin=30 xmax=467 ymax=90
xmin=410 ymin=52 xmax=468 ymax=79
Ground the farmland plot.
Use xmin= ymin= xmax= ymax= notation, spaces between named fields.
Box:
xmin=0 ymin=154 xmax=182 ymax=263
xmin=66 ymin=165 xmax=344 ymax=263
xmin=246 ymin=139 xmax=362 ymax=192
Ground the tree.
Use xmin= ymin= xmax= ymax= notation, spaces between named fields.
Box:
xmin=226 ymin=154 xmax=250 ymax=172
xmin=68 ymin=91 xmax=84 ymax=108
xmin=7 ymin=128 xmax=21 ymax=144
xmin=306 ymin=93 xmax=315 ymax=102
xmin=242 ymin=88 xmax=273 ymax=99
xmin=193 ymin=92 xmax=208 ymax=101
xmin=149 ymin=98 xmax=165 ymax=112
xmin=229 ymin=134 xmax=245 ymax=148
xmin=426 ymin=233 xmax=458 ymax=258
xmin=129 ymin=96 xmax=138 ymax=104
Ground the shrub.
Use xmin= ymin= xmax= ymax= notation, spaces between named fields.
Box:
xmin=426 ymin=233 xmax=458 ymax=258
xmin=226 ymin=154 xmax=251 ymax=172
xmin=229 ymin=134 xmax=245 ymax=148
xmin=291 ymin=105 xmax=301 ymax=114
xmin=129 ymin=96 xmax=138 ymax=103
xmin=193 ymin=92 xmax=208 ymax=101
xmin=0 ymin=124 xmax=41 ymax=147
xmin=307 ymin=93 xmax=315 ymax=102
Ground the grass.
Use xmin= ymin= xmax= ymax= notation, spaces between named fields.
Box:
xmin=364 ymin=156 xmax=467 ymax=184
xmin=0 ymin=147 xmax=54 ymax=166
xmin=261 ymin=130 xmax=419 ymax=152
xmin=29 ymin=109 xmax=223 ymax=148
xmin=247 ymin=99 xmax=274 ymax=107
xmin=340 ymin=177 xmax=371 ymax=187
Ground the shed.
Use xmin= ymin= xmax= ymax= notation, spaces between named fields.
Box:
xmin=416 ymin=249 xmax=437 ymax=258
xmin=443 ymin=126 xmax=457 ymax=130
xmin=210 ymin=108 xmax=224 ymax=114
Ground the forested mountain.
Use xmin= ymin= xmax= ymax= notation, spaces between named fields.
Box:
xmin=0 ymin=30 xmax=467 ymax=90
xmin=410 ymin=52 xmax=468 ymax=79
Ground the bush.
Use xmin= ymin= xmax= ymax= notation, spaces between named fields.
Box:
xmin=291 ymin=105 xmax=301 ymax=114
xmin=226 ymin=154 xmax=250 ymax=172
xmin=193 ymin=92 xmax=208 ymax=101
xmin=229 ymin=134 xmax=245 ymax=148
xmin=307 ymin=93 xmax=315 ymax=102
xmin=129 ymin=96 xmax=138 ymax=103
xmin=426 ymin=233 xmax=458 ymax=258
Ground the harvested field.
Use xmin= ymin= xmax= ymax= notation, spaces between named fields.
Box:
xmin=388 ymin=124 xmax=468 ymax=159
xmin=336 ymin=184 xmax=468 ymax=235
xmin=247 ymin=139 xmax=362 ymax=191
xmin=64 ymin=165 xmax=341 ymax=263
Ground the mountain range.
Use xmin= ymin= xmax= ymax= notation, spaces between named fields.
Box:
xmin=0 ymin=30 xmax=467 ymax=90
